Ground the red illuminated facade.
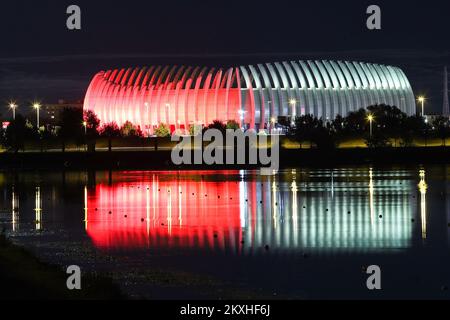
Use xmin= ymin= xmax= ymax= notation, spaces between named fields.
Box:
xmin=84 ymin=66 xmax=243 ymax=134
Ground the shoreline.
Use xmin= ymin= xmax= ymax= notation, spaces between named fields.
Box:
xmin=2 ymin=233 xmax=280 ymax=300
xmin=0 ymin=147 xmax=449 ymax=170
xmin=0 ymin=234 xmax=124 ymax=300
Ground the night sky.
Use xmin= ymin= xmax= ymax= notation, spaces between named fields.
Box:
xmin=1 ymin=0 xmax=450 ymax=116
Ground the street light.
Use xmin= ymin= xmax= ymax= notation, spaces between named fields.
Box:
xmin=417 ymin=96 xmax=425 ymax=117
xmin=33 ymin=103 xmax=41 ymax=130
xmin=83 ymin=121 xmax=87 ymax=135
xmin=271 ymin=117 xmax=276 ymax=134
xmin=144 ymin=102 xmax=150 ymax=136
xmin=367 ymin=114 xmax=374 ymax=138
xmin=165 ymin=103 xmax=172 ymax=127
xmin=9 ymin=102 xmax=17 ymax=120
xmin=289 ymin=99 xmax=296 ymax=125
xmin=238 ymin=109 xmax=246 ymax=128
xmin=266 ymin=100 xmax=272 ymax=131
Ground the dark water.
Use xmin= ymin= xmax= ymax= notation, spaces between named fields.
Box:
xmin=1 ymin=166 xmax=450 ymax=299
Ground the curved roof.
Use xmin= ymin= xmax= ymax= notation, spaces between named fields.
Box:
xmin=84 ymin=60 xmax=416 ymax=132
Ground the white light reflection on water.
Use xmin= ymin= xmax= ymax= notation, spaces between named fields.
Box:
xmin=419 ymin=170 xmax=428 ymax=240
xmin=34 ymin=186 xmax=42 ymax=231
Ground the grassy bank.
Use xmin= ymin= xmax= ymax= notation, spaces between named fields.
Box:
xmin=0 ymin=234 xmax=123 ymax=300
xmin=2 ymin=136 xmax=450 ymax=153
xmin=0 ymin=234 xmax=283 ymax=300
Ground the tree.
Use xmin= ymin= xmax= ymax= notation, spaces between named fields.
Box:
xmin=120 ymin=121 xmax=143 ymax=137
xmin=367 ymin=104 xmax=407 ymax=146
xmin=83 ymin=110 xmax=100 ymax=138
xmin=204 ymin=120 xmax=226 ymax=135
xmin=99 ymin=122 xmax=121 ymax=151
xmin=0 ymin=128 xmax=5 ymax=147
xmin=343 ymin=108 xmax=367 ymax=135
xmin=59 ymin=107 xmax=83 ymax=152
xmin=314 ymin=125 xmax=337 ymax=149
xmin=226 ymin=120 xmax=240 ymax=130
xmin=83 ymin=110 xmax=100 ymax=152
xmin=365 ymin=132 xmax=391 ymax=148
xmin=189 ymin=124 xmax=202 ymax=136
xmin=292 ymin=115 xmax=320 ymax=148
xmin=292 ymin=115 xmax=336 ymax=149
xmin=331 ymin=115 xmax=346 ymax=135
xmin=400 ymin=115 xmax=427 ymax=147
xmin=3 ymin=115 xmax=37 ymax=153
xmin=154 ymin=123 xmax=170 ymax=137
xmin=432 ymin=116 xmax=450 ymax=146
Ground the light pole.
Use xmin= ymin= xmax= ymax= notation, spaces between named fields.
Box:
xmin=145 ymin=102 xmax=150 ymax=136
xmin=82 ymin=121 xmax=88 ymax=151
xmin=238 ymin=110 xmax=245 ymax=128
xmin=33 ymin=103 xmax=41 ymax=130
xmin=271 ymin=117 xmax=276 ymax=134
xmin=418 ymin=96 xmax=425 ymax=117
xmin=267 ymin=100 xmax=272 ymax=131
xmin=289 ymin=99 xmax=296 ymax=126
xmin=9 ymin=102 xmax=17 ymax=120
xmin=367 ymin=114 xmax=374 ymax=138
xmin=165 ymin=103 xmax=171 ymax=126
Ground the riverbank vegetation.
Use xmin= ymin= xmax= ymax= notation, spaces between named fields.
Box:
xmin=1 ymin=104 xmax=449 ymax=152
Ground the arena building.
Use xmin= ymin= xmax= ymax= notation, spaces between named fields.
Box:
xmin=83 ymin=60 xmax=416 ymax=134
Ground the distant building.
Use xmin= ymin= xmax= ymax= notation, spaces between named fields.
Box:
xmin=41 ymin=100 xmax=83 ymax=125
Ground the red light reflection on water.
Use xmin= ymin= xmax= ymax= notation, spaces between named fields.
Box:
xmin=86 ymin=172 xmax=244 ymax=250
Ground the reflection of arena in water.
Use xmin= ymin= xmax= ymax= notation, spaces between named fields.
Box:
xmin=85 ymin=169 xmax=419 ymax=253
xmin=242 ymin=169 xmax=417 ymax=252
xmin=86 ymin=171 xmax=243 ymax=249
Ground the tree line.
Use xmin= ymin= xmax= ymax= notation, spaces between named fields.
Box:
xmin=1 ymin=104 xmax=449 ymax=152
xmin=290 ymin=104 xmax=450 ymax=149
